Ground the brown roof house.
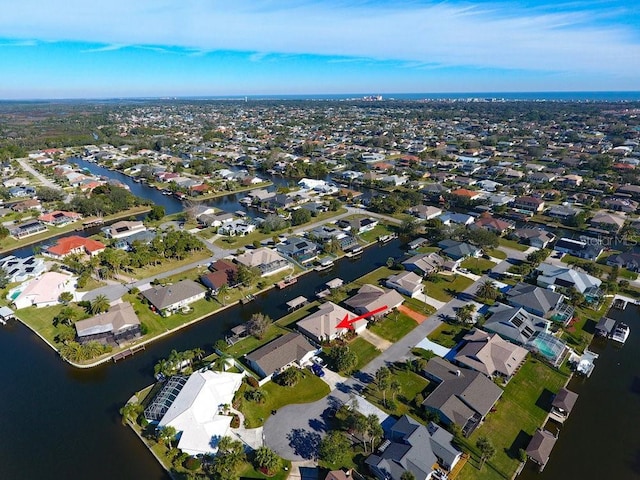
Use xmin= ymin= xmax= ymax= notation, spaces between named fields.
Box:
xmin=246 ymin=332 xmax=317 ymax=380
xmin=421 ymin=357 xmax=503 ymax=436
xmin=550 ymin=387 xmax=579 ymax=421
xmin=525 ymin=429 xmax=558 ymax=471
xmin=235 ymin=247 xmax=290 ymax=277
xmin=74 ymin=302 xmax=141 ymax=346
xmin=141 ymin=280 xmax=206 ymax=316
xmin=297 ymin=301 xmax=366 ymax=343
xmin=344 ymin=284 xmax=404 ymax=320
xmin=453 ymin=329 xmax=528 ymax=382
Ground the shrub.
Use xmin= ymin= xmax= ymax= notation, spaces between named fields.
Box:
xmin=245 ymin=376 xmax=259 ymax=388
xmin=230 ymin=414 xmax=240 ymax=428
xmin=183 ymin=457 xmax=202 ymax=471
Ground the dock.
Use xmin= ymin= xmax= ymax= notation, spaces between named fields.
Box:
xmin=571 ymin=349 xmax=599 ymax=377
xmin=0 ymin=306 xmax=15 ymax=325
xmin=286 ymin=296 xmax=308 ymax=312
xmin=277 ymin=276 xmax=297 ymax=289
xmin=241 ymin=294 xmax=255 ymax=305
xmin=112 ymin=344 xmax=146 ymax=363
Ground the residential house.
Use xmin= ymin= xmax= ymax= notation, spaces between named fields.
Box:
xmin=297 ymin=301 xmax=366 ymax=343
xmin=421 ymin=357 xmax=503 ymax=436
xmin=74 ymin=302 xmax=141 ymax=345
xmin=198 ymin=212 xmax=235 ymax=228
xmin=536 ymin=263 xmax=602 ymax=296
xmin=402 ymin=252 xmax=447 ymax=276
xmin=407 ymin=204 xmax=442 ymax=220
xmin=199 ymin=271 xmax=232 ymax=295
xmin=141 ymin=280 xmax=206 ymax=315
xmin=450 ymin=188 xmax=481 ymax=201
xmin=208 ymin=259 xmax=239 ymax=284
xmin=102 ymin=220 xmax=147 ymax=239
xmin=513 ymin=196 xmax=545 ymax=213
xmin=10 ymin=271 xmax=77 ymax=309
xmin=38 ymin=210 xmax=82 ymax=226
xmin=0 ymin=255 xmax=45 ymax=283
xmin=602 ymin=197 xmax=638 ymax=213
xmin=558 ymin=174 xmax=583 ymax=187
xmin=385 ymin=271 xmax=424 ymax=297
xmin=439 ymin=212 xmax=475 ymax=226
xmin=113 ymin=230 xmax=156 ymax=250
xmin=606 ymin=250 xmax=640 ymax=271
xmin=365 ymin=415 xmax=462 ymax=480
xmin=8 ymin=185 xmax=37 ymax=198
xmin=235 ymin=247 xmax=290 ymax=277
xmin=472 ymin=213 xmax=513 ymax=236
xmin=245 ymin=332 xmax=317 ymax=380
xmin=438 ymin=240 xmax=482 ymax=260
xmin=10 ymin=198 xmax=42 ymax=212
xmin=276 ymin=237 xmax=320 ymax=264
xmin=218 ymin=220 xmax=256 ymax=236
xmin=525 ymin=429 xmax=557 ymax=471
xmin=547 ymin=205 xmax=582 ymax=222
xmin=453 ymin=329 xmax=528 ymax=381
xmin=553 ymin=237 xmax=603 ymax=261
xmin=344 ymin=284 xmax=404 ymax=319
xmin=510 ymin=228 xmax=555 ymax=248
xmin=9 ymin=220 xmax=47 ymax=239
xmin=154 ymin=371 xmax=245 ymax=456
xmin=45 ymin=235 xmax=106 ymax=259
xmin=506 ymin=282 xmax=567 ymax=319
xmin=589 ymin=211 xmax=625 ymax=233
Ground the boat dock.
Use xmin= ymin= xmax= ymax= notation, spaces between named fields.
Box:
xmin=277 ymin=276 xmax=297 ymax=289
xmin=241 ymin=294 xmax=255 ymax=304
xmin=571 ymin=349 xmax=599 ymax=377
xmin=112 ymin=344 xmax=146 ymax=363
xmin=611 ymin=294 xmax=639 ymax=311
xmin=286 ymin=296 xmax=308 ymax=312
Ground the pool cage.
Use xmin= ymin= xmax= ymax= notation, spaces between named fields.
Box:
xmin=143 ymin=375 xmax=188 ymax=423
xmin=527 ymin=332 xmax=568 ymax=367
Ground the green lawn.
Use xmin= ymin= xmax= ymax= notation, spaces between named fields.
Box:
xmin=16 ymin=304 xmax=88 ymax=345
xmin=364 ymin=365 xmax=431 ymax=421
xmin=427 ymin=322 xmax=470 ymax=348
xmin=460 ymin=357 xmax=569 ymax=480
xmin=238 ymin=370 xmax=330 ymax=427
xmin=226 ymin=324 xmax=291 ymax=357
xmin=275 ymin=300 xmax=320 ymax=327
xmin=423 ymin=274 xmax=474 ymax=302
xmin=485 ymin=248 xmax=507 ymax=260
xmin=349 ymin=337 xmax=381 ymax=371
xmin=359 ymin=223 xmax=396 ymax=244
xmin=352 ymin=266 xmax=395 ymax=288
xmin=460 ymin=257 xmax=497 ymax=274
xmin=76 ymin=277 xmax=107 ymax=292
xmin=238 ymin=458 xmax=292 ymax=480
xmin=369 ymin=312 xmax=418 ymax=342
xmin=130 ymin=250 xmax=212 ymax=280
xmin=498 ymin=237 xmax=528 ymax=252
xmin=402 ymin=296 xmax=436 ymax=316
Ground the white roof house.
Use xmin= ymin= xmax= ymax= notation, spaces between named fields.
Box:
xmin=10 ymin=271 xmax=77 ymax=309
xmin=158 ymin=371 xmax=244 ymax=457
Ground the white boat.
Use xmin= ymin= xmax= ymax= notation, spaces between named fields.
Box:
xmin=314 ymin=258 xmax=334 ymax=271
xmin=610 ymin=322 xmax=630 ymax=344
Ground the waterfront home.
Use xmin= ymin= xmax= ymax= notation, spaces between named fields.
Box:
xmin=153 ymin=371 xmax=244 ymax=456
xmin=535 ymin=263 xmax=602 ymax=295
xmin=365 ymin=415 xmax=462 ymax=480
xmin=38 ymin=210 xmax=81 ymax=226
xmin=235 ymin=247 xmax=290 ymax=277
xmin=45 ymin=235 xmax=106 ymax=259
xmin=102 ymin=220 xmax=147 ymax=239
xmin=589 ymin=211 xmax=625 ymax=233
xmin=276 ymin=236 xmax=319 ymax=264
xmin=547 ymin=204 xmax=582 ymax=221
xmin=525 ymin=429 xmax=558 ymax=471
xmin=606 ymin=250 xmax=640 ymax=271
xmin=141 ymin=280 xmax=206 ymax=316
xmin=453 ymin=329 xmax=528 ymax=382
xmin=297 ymin=301 xmax=366 ymax=343
xmin=0 ymin=255 xmax=45 ymax=283
xmin=199 ymin=271 xmax=232 ymax=295
xmin=9 ymin=220 xmax=47 ymax=239
xmin=385 ymin=271 xmax=424 ymax=297
xmin=513 ymin=195 xmax=545 ymax=213
xmin=245 ymin=332 xmax=317 ymax=380
xmin=402 ymin=252 xmax=446 ymax=276
xmin=438 ymin=240 xmax=482 ymax=260
xmin=344 ymin=284 xmax=404 ymax=320
xmin=506 ymin=282 xmax=567 ymax=319
xmin=552 ymin=237 xmax=603 ymax=261
xmin=10 ymin=271 xmax=77 ymax=309
xmin=74 ymin=302 xmax=141 ymax=346
xmin=421 ymin=357 xmax=503 ymax=436
xmin=510 ymin=228 xmax=555 ymax=248
xmin=602 ymin=197 xmax=639 ymax=212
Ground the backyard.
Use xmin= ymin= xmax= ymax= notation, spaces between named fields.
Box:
xmin=369 ymin=312 xmax=418 ymax=342
xmin=423 ymin=274 xmax=475 ymax=302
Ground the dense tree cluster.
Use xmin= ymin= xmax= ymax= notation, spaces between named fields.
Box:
xmin=65 ymin=185 xmax=148 ymax=216
xmin=368 ymin=189 xmax=422 ymax=214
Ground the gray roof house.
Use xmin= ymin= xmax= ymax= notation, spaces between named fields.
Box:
xmin=510 ymin=228 xmax=556 ymax=249
xmin=535 ymin=263 xmax=602 ymax=294
xmin=366 ymin=415 xmax=462 ymax=480
xmin=297 ymin=301 xmax=366 ymax=343
xmin=236 ymin=247 xmax=290 ymax=277
xmin=245 ymin=332 xmax=317 ymax=380
xmin=276 ymin=237 xmax=319 ymax=264
xmin=344 ymin=284 xmax=404 ymax=319
xmin=484 ymin=303 xmax=549 ymax=345
xmin=606 ymin=250 xmax=640 ymax=272
xmin=506 ymin=282 xmax=565 ymax=318
xmin=0 ymin=255 xmax=45 ymax=283
xmin=402 ymin=252 xmax=446 ymax=276
xmin=74 ymin=302 xmax=141 ymax=346
xmin=421 ymin=357 xmax=503 ymax=436
xmin=385 ymin=271 xmax=424 ymax=297
xmin=438 ymin=240 xmax=482 ymax=260
xmin=141 ymin=280 xmax=206 ymax=315
xmin=453 ymin=329 xmax=528 ymax=381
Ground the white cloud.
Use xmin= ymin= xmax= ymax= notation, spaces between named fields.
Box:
xmin=0 ymin=0 xmax=638 ymax=77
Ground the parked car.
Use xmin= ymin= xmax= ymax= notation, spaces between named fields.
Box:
xmin=311 ymin=364 xmax=325 ymax=377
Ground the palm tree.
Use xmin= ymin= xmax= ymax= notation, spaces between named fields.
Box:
xmin=254 ymin=446 xmax=281 ymax=474
xmin=216 ymin=284 xmax=230 ymax=306
xmin=120 ymin=402 xmax=143 ymax=425
xmin=476 ymin=436 xmax=496 ymax=470
xmin=89 ymin=294 xmax=110 ymax=315
xmin=213 ymin=353 xmax=233 ymax=372
xmin=59 ymin=291 xmax=74 ymax=305
xmin=375 ymin=367 xmax=391 ymax=406
xmin=157 ymin=425 xmax=177 ymax=447
xmin=476 ymin=279 xmax=499 ymax=301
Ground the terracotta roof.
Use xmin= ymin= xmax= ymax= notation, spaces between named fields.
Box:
xmin=47 ymin=235 xmax=106 ymax=256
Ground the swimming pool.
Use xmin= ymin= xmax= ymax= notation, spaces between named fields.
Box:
xmin=528 ymin=332 xmax=567 ymax=365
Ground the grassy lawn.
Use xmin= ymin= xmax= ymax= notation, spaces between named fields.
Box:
xmin=498 ymin=237 xmax=528 ymax=252
xmin=364 ymin=365 xmax=431 ymax=421
xmin=76 ymin=277 xmax=107 ymax=292
xmin=349 ymin=337 xmax=381 ymax=371
xmin=275 ymin=300 xmax=320 ymax=327
xmin=238 ymin=458 xmax=292 ymax=480
xmin=402 ymin=296 xmax=436 ymax=316
xmin=369 ymin=312 xmax=418 ymax=342
xmin=424 ymin=274 xmax=474 ymax=302
xmin=16 ymin=304 xmax=88 ymax=345
xmin=130 ymin=250 xmax=212 ymax=280
xmin=359 ymin=223 xmax=396 ymax=244
xmin=460 ymin=257 xmax=497 ymax=274
xmin=415 ymin=245 xmax=442 ymax=254
xmin=460 ymin=357 xmax=569 ymax=480
xmin=352 ymin=266 xmax=395 ymax=288
xmin=238 ymin=369 xmax=330 ymax=427
xmin=427 ymin=322 xmax=470 ymax=348
xmin=226 ymin=324 xmax=291 ymax=357
xmin=485 ymin=248 xmax=507 ymax=260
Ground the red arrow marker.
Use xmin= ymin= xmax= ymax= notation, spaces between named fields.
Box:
xmin=336 ymin=305 xmax=388 ymax=330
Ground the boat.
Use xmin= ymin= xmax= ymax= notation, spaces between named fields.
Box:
xmin=345 ymin=246 xmax=363 ymax=257
xmin=610 ymin=322 xmax=630 ymax=344
xmin=241 ymin=294 xmax=255 ymax=304
xmin=378 ymin=233 xmax=398 ymax=244
xmin=315 ymin=258 xmax=335 ymax=271
xmin=277 ymin=276 xmax=297 ymax=289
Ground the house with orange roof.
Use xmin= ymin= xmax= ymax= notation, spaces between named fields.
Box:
xmin=79 ymin=181 xmax=104 ymax=192
xmin=451 ymin=188 xmax=482 ymax=201
xmin=45 ymin=235 xmax=106 ymax=259
xmin=38 ymin=211 xmax=82 ymax=226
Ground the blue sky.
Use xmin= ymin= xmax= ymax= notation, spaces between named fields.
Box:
xmin=0 ymin=0 xmax=638 ymax=98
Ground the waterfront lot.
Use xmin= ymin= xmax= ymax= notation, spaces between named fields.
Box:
xmin=423 ymin=274 xmax=474 ymax=302
xmin=459 ymin=357 xmax=569 ymax=480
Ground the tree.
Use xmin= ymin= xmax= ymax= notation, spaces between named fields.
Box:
xmin=0 ymin=225 xmax=10 ymax=241
xmin=476 ymin=436 xmax=496 ymax=470
xmin=209 ymin=436 xmax=246 ymax=480
xmin=328 ymin=344 xmax=357 ymax=373
xmin=366 ymin=414 xmax=383 ymax=453
xmin=244 ymin=388 xmax=266 ymax=403
xmin=36 ymin=186 xmax=65 ymax=202
xmin=476 ymin=280 xmax=499 ymax=301
xmin=291 ymin=208 xmax=312 ymax=226
xmin=237 ymin=264 xmax=260 ymax=288
xmin=254 ymin=446 xmax=281 ymax=474
xmin=401 ymin=471 xmax=416 ymax=480
xmin=455 ymin=304 xmax=476 ymax=325
xmin=59 ymin=291 xmax=74 ymax=305
xmin=120 ymin=402 xmax=143 ymax=425
xmin=147 ymin=204 xmax=166 ymax=221
xmin=275 ymin=367 xmax=301 ymax=387
xmin=54 ymin=306 xmax=77 ymax=326
xmin=398 ymin=218 xmax=420 ymax=237
xmin=375 ymin=366 xmax=391 ymax=406
xmin=157 ymin=425 xmax=177 ymax=447
xmin=318 ymin=431 xmax=350 ymax=466
xmin=216 ymin=284 xmax=230 ymax=306
xmin=89 ymin=294 xmax=110 ymax=315
xmin=247 ymin=313 xmax=271 ymax=339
